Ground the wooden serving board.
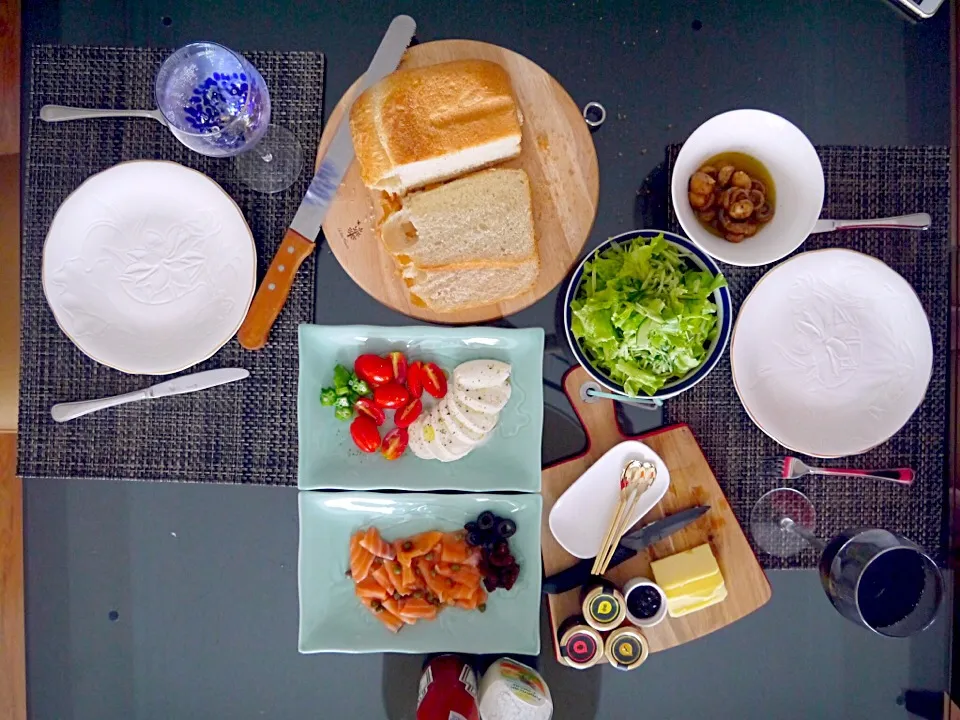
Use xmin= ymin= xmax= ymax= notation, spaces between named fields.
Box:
xmin=316 ymin=39 xmax=600 ymax=324
xmin=542 ymin=367 xmax=772 ymax=662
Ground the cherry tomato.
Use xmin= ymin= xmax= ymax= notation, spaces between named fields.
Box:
xmin=387 ymin=351 xmax=408 ymax=384
xmin=421 ymin=362 xmax=448 ymax=399
xmin=350 ymin=416 xmax=381 ymax=453
xmin=373 ymin=383 xmax=410 ymax=410
xmin=381 ymin=427 xmax=409 ymax=460
xmin=354 ymin=397 xmax=385 ymax=426
xmin=406 ymin=361 xmax=424 ymax=398
xmin=394 ymin=398 xmax=423 ymax=429
xmin=354 ymin=354 xmax=393 ymax=387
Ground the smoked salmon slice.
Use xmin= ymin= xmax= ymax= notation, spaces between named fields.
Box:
xmin=439 ymin=536 xmax=472 ymax=564
xmin=418 ymin=560 xmax=452 ymax=602
xmin=401 ymin=562 xmax=420 ymax=593
xmin=365 ymin=601 xmax=404 ymax=633
xmin=454 ymin=586 xmax=488 ymax=611
xmin=382 ymin=559 xmax=406 ymax=595
xmin=360 ymin=527 xmax=396 ymax=560
xmin=435 ymin=562 xmax=481 ymax=587
xmin=355 ymin=575 xmax=389 ymax=601
xmin=397 ymin=597 xmax=438 ymax=622
xmin=349 ymin=533 xmax=375 ymax=582
xmin=371 ymin=564 xmax=394 ymax=595
xmin=352 ymin=523 xmax=512 ymax=633
xmin=445 ymin=579 xmax=476 ymax=602
xmin=396 ymin=531 xmax=444 ymax=566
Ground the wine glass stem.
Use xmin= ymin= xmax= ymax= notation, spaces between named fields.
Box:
xmin=781 ymin=517 xmax=826 ymax=552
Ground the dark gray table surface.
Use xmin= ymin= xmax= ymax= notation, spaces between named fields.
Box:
xmin=22 ymin=1 xmax=953 ymax=718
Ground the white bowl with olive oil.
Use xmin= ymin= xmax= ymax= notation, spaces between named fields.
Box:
xmin=672 ymin=109 xmax=824 ymax=267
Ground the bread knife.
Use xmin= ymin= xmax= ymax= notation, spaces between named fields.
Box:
xmin=237 ymin=15 xmax=417 ymax=350
xmin=542 ymin=505 xmax=710 ymax=594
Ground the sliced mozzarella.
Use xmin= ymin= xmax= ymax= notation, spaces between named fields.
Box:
xmin=453 ymin=360 xmax=512 ymax=390
xmin=447 ymin=390 xmax=499 ymax=435
xmin=407 ymin=417 xmax=436 ymax=460
xmin=436 ymin=397 xmax=484 ymax=446
xmin=425 ymin=412 xmax=473 ymax=462
xmin=454 ymin=381 xmax=512 ymax=415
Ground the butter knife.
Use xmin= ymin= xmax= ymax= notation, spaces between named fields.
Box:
xmin=237 ymin=15 xmax=417 ymax=350
xmin=50 ymin=368 xmax=250 ymax=422
xmin=811 ymin=213 xmax=931 ymax=233
xmin=543 ymin=505 xmax=710 ymax=594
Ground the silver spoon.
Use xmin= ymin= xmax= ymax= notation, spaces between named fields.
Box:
xmin=40 ymin=104 xmax=168 ymax=127
xmin=811 ymin=213 xmax=931 ymax=233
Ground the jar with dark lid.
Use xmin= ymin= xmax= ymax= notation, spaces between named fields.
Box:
xmin=604 ymin=626 xmax=649 ymax=671
xmin=557 ymin=615 xmax=604 ymax=670
xmin=580 ymin=577 xmax=626 ymax=632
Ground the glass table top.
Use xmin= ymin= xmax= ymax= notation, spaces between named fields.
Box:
xmin=22 ymin=0 xmax=953 ymax=717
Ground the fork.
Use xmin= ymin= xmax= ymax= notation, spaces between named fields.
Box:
xmin=763 ymin=456 xmax=914 ymax=486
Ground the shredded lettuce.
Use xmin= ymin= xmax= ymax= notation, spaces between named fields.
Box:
xmin=570 ymin=234 xmax=726 ymax=396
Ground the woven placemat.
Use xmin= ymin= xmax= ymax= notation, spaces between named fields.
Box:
xmin=664 ymin=145 xmax=950 ymax=569
xmin=18 ymin=45 xmax=325 ymax=485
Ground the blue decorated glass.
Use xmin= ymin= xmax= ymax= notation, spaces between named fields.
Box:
xmin=155 ymin=42 xmax=271 ymax=158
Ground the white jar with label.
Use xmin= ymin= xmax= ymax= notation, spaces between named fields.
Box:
xmin=477 ymin=658 xmax=553 ymax=720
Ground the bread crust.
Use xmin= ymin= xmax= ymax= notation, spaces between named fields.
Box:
xmin=350 ymin=60 xmax=522 ymax=191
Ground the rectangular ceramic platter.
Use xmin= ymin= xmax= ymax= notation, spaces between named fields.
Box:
xmin=298 ymin=491 xmax=542 ymax=654
xmin=298 ymin=324 xmax=544 ymax=491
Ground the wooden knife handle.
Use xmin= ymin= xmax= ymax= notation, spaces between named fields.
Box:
xmin=237 ymin=228 xmax=316 ymax=351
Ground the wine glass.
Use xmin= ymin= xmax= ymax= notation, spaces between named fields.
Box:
xmin=750 ymin=488 xmax=943 ymax=638
xmin=155 ymin=41 xmax=303 ymax=193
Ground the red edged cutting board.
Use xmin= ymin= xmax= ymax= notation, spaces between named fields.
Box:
xmin=542 ymin=367 xmax=772 ymax=661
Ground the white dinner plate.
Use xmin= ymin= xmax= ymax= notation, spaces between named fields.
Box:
xmin=731 ymin=249 xmax=932 ymax=457
xmin=42 ymin=161 xmax=256 ymax=375
xmin=549 ymin=440 xmax=670 ymax=559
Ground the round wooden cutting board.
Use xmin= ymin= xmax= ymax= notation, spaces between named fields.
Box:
xmin=317 ymin=39 xmax=600 ymax=324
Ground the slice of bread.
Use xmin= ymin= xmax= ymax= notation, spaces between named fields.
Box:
xmin=380 ymin=168 xmax=535 ymax=268
xmin=403 ymin=257 xmax=539 ymax=313
xmin=350 ymin=59 xmax=523 ymax=194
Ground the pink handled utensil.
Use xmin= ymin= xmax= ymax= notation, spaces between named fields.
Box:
xmin=763 ymin=456 xmax=914 ymax=486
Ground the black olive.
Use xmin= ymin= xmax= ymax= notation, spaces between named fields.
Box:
xmin=464 ymin=521 xmax=478 ymax=533
xmin=477 ymin=511 xmax=496 ymax=530
xmin=467 ymin=531 xmax=484 ymax=547
xmin=496 ymin=519 xmax=517 ymax=539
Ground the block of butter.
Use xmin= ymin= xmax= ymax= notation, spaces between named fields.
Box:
xmin=650 ymin=543 xmax=727 ymax=618
xmin=667 ymin=582 xmax=728 ymax=617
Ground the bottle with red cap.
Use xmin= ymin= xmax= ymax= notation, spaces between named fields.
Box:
xmin=417 ymin=654 xmax=480 ymax=720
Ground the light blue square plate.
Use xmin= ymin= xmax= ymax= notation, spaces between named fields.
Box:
xmin=298 ymin=325 xmax=544 ymax=491
xmin=298 ymin=492 xmax=542 ymax=654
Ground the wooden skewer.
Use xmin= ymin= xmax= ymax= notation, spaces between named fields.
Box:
xmin=596 ymin=462 xmax=658 ymax=574
xmin=591 ymin=486 xmax=629 ymax=575
xmin=598 ymin=484 xmax=643 ymax=573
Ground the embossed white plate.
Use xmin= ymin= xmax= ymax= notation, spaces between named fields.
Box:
xmin=731 ymin=249 xmax=932 ymax=457
xmin=42 ymin=161 xmax=256 ymax=375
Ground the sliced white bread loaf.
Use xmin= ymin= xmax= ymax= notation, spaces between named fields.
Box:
xmin=380 ymin=168 xmax=535 ymax=268
xmin=403 ymin=257 xmax=540 ymax=313
xmin=350 ymin=59 xmax=523 ymax=195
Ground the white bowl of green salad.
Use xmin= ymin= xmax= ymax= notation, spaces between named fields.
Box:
xmin=564 ymin=230 xmax=731 ymax=400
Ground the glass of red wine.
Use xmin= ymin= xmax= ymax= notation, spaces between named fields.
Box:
xmin=750 ymin=488 xmax=943 ymax=638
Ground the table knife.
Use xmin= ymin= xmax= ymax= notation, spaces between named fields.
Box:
xmin=237 ymin=14 xmax=417 ymax=350
xmin=542 ymin=505 xmax=710 ymax=594
xmin=50 ymin=368 xmax=250 ymax=422
xmin=811 ymin=213 xmax=931 ymax=233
